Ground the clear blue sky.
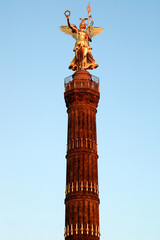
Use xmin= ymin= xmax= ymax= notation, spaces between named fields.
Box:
xmin=0 ymin=0 xmax=160 ymax=240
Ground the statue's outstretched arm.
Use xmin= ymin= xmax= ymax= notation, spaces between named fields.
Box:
xmin=64 ymin=10 xmax=77 ymax=33
xmin=67 ymin=17 xmax=77 ymax=33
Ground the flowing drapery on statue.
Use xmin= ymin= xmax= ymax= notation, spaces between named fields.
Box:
xmin=59 ymin=3 xmax=103 ymax=71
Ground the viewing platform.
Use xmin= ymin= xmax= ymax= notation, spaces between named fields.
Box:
xmin=64 ymin=71 xmax=99 ymax=92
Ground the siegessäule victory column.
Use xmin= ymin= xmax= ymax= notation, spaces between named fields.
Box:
xmin=60 ymin=3 xmax=103 ymax=240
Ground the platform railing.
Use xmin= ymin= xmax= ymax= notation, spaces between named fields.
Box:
xmin=64 ymin=74 xmax=99 ymax=92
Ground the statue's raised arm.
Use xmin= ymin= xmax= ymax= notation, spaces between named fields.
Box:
xmin=59 ymin=10 xmax=78 ymax=40
xmin=65 ymin=10 xmax=77 ymax=34
xmin=59 ymin=3 xmax=103 ymax=71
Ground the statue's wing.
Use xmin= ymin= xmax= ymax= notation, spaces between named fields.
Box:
xmin=87 ymin=26 xmax=104 ymax=39
xmin=59 ymin=25 xmax=78 ymax=40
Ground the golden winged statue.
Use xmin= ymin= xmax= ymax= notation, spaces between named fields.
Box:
xmin=59 ymin=3 xmax=103 ymax=71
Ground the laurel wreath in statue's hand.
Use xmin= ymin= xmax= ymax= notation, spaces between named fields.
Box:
xmin=64 ymin=10 xmax=71 ymax=19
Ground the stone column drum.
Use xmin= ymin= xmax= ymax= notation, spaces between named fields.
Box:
xmin=64 ymin=70 xmax=100 ymax=240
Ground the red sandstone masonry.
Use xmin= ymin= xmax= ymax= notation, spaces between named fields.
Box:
xmin=64 ymin=71 xmax=100 ymax=240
